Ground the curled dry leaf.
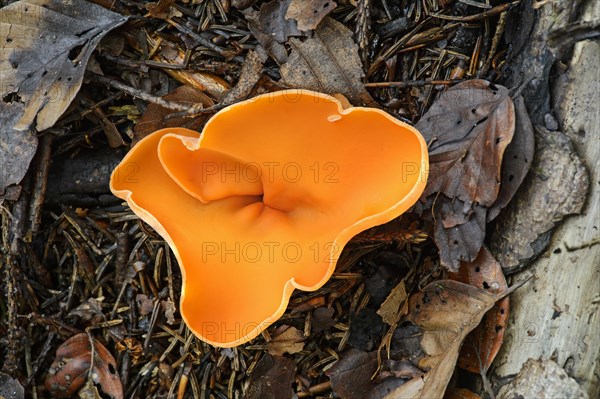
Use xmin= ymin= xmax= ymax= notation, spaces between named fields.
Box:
xmin=144 ymin=34 xmax=230 ymax=100
xmin=245 ymin=354 xmax=296 ymax=399
xmin=415 ymin=80 xmax=515 ymax=271
xmin=285 ymin=0 xmax=337 ymax=31
xmin=384 ymin=280 xmax=500 ymax=399
xmin=44 ymin=333 xmax=123 ymax=399
xmin=280 ymin=17 xmax=377 ymax=107
xmin=448 ymin=247 xmax=509 ymax=374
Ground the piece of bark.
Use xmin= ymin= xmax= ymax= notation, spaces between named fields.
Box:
xmin=489 ymin=127 xmax=588 ymax=273
xmin=497 ymin=359 xmax=588 ymax=399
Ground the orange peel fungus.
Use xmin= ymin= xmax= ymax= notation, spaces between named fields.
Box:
xmin=110 ymin=90 xmax=428 ymax=347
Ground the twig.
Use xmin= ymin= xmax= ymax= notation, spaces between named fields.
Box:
xmin=429 ymin=1 xmax=519 ymax=22
xmin=88 ymin=73 xmax=203 ymax=113
xmin=365 ymin=79 xmax=464 ymax=88
xmin=28 ymin=133 xmax=53 ymax=235
xmin=548 ymin=19 xmax=600 ymax=52
xmin=479 ymin=10 xmax=508 ymax=77
xmin=565 ymin=237 xmax=600 ymax=251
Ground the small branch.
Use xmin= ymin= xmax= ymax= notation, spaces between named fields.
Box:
xmin=429 ymin=1 xmax=519 ymax=22
xmin=88 ymin=73 xmax=203 ymax=113
xmin=364 ymin=79 xmax=464 ymax=88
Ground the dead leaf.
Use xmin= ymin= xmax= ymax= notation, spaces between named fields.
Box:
xmin=377 ymin=280 xmax=408 ymax=325
xmin=285 ymin=0 xmax=337 ymax=31
xmin=444 ymin=388 xmax=482 ymax=399
xmin=0 ymin=102 xmax=37 ymax=197
xmin=327 ymin=349 xmax=421 ymax=399
xmin=431 ymin=198 xmax=487 ymax=272
xmin=145 ymin=34 xmax=230 ymax=100
xmin=448 ymin=247 xmax=509 ymax=374
xmin=136 ymin=294 xmax=155 ymax=317
xmin=68 ymin=298 xmax=105 ymax=323
xmin=267 ymin=325 xmax=305 ymax=356
xmin=488 ymin=95 xmax=535 ymax=221
xmin=259 ymin=0 xmax=303 ymax=43
xmin=245 ymin=354 xmax=296 ymax=399
xmin=133 ymin=85 xmax=214 ymax=144
xmin=490 ymin=127 xmax=588 ymax=272
xmin=385 ymin=280 xmax=500 ymax=399
xmin=145 ymin=0 xmax=181 ymax=19
xmin=280 ymin=17 xmax=377 ymax=107
xmin=44 ymin=333 xmax=123 ymax=399
xmin=0 ymin=371 xmax=24 ymax=399
xmin=220 ymin=50 xmax=265 ymax=105
xmin=244 ymin=5 xmax=289 ymax=65
xmin=161 ymin=299 xmax=177 ymax=325
xmin=348 ymin=308 xmax=384 ymax=351
xmin=415 ymin=80 xmax=516 ymax=271
xmin=0 ymin=0 xmax=128 ymax=131
xmin=311 ymin=306 xmax=336 ymax=334
xmin=417 ymin=80 xmax=515 ymax=208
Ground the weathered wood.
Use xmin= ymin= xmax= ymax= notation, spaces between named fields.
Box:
xmin=492 ymin=0 xmax=600 ymax=396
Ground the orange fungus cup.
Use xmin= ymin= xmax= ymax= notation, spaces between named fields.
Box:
xmin=110 ymin=90 xmax=428 ymax=347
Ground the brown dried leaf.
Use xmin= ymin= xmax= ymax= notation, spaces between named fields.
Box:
xmin=385 ymin=280 xmax=499 ymax=399
xmin=145 ymin=0 xmax=180 ymax=19
xmin=311 ymin=306 xmax=336 ymax=334
xmin=431 ymin=198 xmax=487 ymax=272
xmin=267 ymin=325 xmax=305 ymax=356
xmin=245 ymin=354 xmax=296 ymax=399
xmin=488 ymin=95 xmax=535 ymax=221
xmin=377 ymin=279 xmax=408 ymax=325
xmin=327 ymin=349 xmax=422 ymax=399
xmin=444 ymin=388 xmax=482 ymax=399
xmin=0 ymin=0 xmax=128 ymax=131
xmin=416 ymin=80 xmax=515 ymax=207
xmin=133 ymin=85 xmax=214 ymax=144
xmin=448 ymin=247 xmax=509 ymax=374
xmin=415 ymin=80 xmax=516 ymax=271
xmin=220 ymin=50 xmax=265 ymax=105
xmin=44 ymin=333 xmax=123 ymax=399
xmin=285 ymin=0 xmax=337 ymax=31
xmin=145 ymin=35 xmax=230 ymax=100
xmin=280 ymin=17 xmax=377 ymax=107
